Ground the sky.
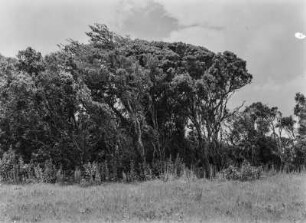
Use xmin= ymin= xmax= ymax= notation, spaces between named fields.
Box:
xmin=0 ymin=0 xmax=305 ymax=115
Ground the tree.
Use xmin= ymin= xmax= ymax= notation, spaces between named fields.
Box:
xmin=0 ymin=24 xmax=260 ymax=180
xmin=61 ymin=25 xmax=254 ymax=177
xmin=294 ymin=93 xmax=306 ymax=138
xmin=62 ymin=25 xmax=152 ymax=168
xmin=293 ymin=93 xmax=306 ymax=171
xmin=227 ymin=102 xmax=282 ymax=167
xmin=171 ymin=51 xmax=252 ymax=177
xmin=0 ymin=65 xmax=40 ymax=160
xmin=16 ymin=47 xmax=45 ymax=76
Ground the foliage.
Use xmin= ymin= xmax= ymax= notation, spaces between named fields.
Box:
xmin=0 ymin=24 xmax=305 ymax=183
xmin=295 ymin=92 xmax=306 ymax=137
xmin=221 ymin=161 xmax=262 ymax=181
xmin=0 ymin=148 xmax=21 ymax=183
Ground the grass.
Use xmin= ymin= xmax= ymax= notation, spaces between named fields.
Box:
xmin=0 ymin=173 xmax=306 ymax=223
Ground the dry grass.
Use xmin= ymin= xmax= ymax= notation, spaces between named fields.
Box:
xmin=0 ymin=173 xmax=306 ymax=223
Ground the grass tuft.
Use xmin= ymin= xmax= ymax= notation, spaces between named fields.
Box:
xmin=0 ymin=173 xmax=305 ymax=222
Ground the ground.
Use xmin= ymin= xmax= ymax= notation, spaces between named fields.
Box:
xmin=0 ymin=173 xmax=306 ymax=223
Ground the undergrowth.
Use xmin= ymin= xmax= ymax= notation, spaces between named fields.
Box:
xmin=0 ymin=149 xmax=298 ymax=185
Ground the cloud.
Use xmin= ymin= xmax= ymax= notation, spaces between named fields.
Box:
xmin=182 ymin=23 xmax=225 ymax=32
xmin=156 ymin=0 xmax=305 ymax=80
xmin=229 ymin=72 xmax=306 ymax=115
xmin=156 ymin=0 xmax=305 ymax=114
xmin=154 ymin=0 xmax=226 ymax=28
xmin=0 ymin=0 xmax=123 ymax=57
xmin=118 ymin=0 xmax=179 ymax=40
xmin=0 ymin=0 xmax=182 ymax=56
xmin=164 ymin=26 xmax=225 ymax=52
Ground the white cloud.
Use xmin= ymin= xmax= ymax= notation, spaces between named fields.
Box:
xmin=0 ymin=0 xmax=123 ymax=57
xmin=118 ymin=0 xmax=179 ymax=40
xmin=295 ymin=32 xmax=306 ymax=39
xmin=154 ymin=0 xmax=226 ymax=27
xmin=164 ymin=26 xmax=225 ymax=53
xmin=229 ymin=72 xmax=306 ymax=115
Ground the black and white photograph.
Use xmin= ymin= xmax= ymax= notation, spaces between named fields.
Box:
xmin=0 ymin=0 xmax=305 ymax=222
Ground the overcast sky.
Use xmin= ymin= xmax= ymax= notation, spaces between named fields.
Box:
xmin=0 ymin=0 xmax=305 ymax=115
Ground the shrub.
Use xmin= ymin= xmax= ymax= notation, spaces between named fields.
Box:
xmin=221 ymin=165 xmax=241 ymax=181
xmin=110 ymin=159 xmax=118 ymax=181
xmin=127 ymin=160 xmax=138 ymax=182
xmin=221 ymin=161 xmax=262 ymax=181
xmin=94 ymin=163 xmax=102 ymax=184
xmin=101 ymin=160 xmax=110 ymax=181
xmin=143 ymin=162 xmax=153 ymax=181
xmin=0 ymin=148 xmax=27 ymax=183
xmin=160 ymin=157 xmax=186 ymax=182
xmin=83 ymin=162 xmax=95 ymax=183
xmin=240 ymin=161 xmax=262 ymax=181
xmin=56 ymin=167 xmax=64 ymax=183
xmin=43 ymin=159 xmax=56 ymax=183
xmin=74 ymin=167 xmax=82 ymax=183
xmin=34 ymin=165 xmax=44 ymax=183
xmin=82 ymin=162 xmax=104 ymax=185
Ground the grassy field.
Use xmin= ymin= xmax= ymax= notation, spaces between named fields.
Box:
xmin=0 ymin=173 xmax=306 ymax=223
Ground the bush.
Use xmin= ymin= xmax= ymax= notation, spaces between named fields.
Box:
xmin=240 ymin=161 xmax=262 ymax=181
xmin=0 ymin=149 xmax=24 ymax=183
xmin=43 ymin=159 xmax=56 ymax=183
xmin=56 ymin=167 xmax=64 ymax=183
xmin=82 ymin=162 xmax=103 ymax=185
xmin=127 ymin=160 xmax=138 ymax=182
xmin=33 ymin=165 xmax=44 ymax=182
xmin=221 ymin=161 xmax=262 ymax=181
xmin=221 ymin=165 xmax=241 ymax=181
xmin=74 ymin=167 xmax=82 ymax=183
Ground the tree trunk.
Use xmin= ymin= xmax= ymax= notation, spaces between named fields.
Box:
xmin=135 ymin=118 xmax=146 ymax=165
xmin=194 ymin=122 xmax=210 ymax=178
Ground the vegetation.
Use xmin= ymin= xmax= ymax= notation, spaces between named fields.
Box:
xmin=0 ymin=24 xmax=305 ymax=183
xmin=0 ymin=173 xmax=306 ymax=222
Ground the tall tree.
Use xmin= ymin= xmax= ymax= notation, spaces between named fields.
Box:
xmin=172 ymin=51 xmax=252 ymax=176
xmin=294 ymin=93 xmax=306 ymax=138
xmin=227 ymin=102 xmax=282 ymax=167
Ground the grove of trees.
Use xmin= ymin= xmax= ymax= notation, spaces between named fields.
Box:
xmin=0 ymin=24 xmax=305 ymax=182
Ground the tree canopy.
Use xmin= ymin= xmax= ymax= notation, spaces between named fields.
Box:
xmin=0 ymin=24 xmax=305 ymax=181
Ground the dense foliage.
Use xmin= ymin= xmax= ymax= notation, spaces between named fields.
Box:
xmin=0 ymin=24 xmax=305 ymax=183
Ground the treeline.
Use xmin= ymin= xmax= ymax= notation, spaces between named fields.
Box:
xmin=0 ymin=24 xmax=305 ymax=183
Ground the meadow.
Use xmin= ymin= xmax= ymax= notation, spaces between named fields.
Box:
xmin=0 ymin=173 xmax=306 ymax=223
